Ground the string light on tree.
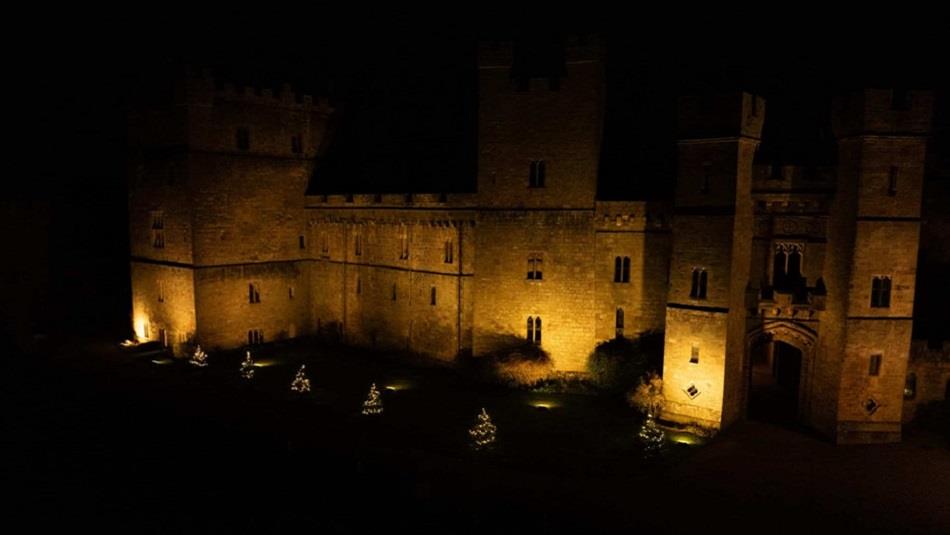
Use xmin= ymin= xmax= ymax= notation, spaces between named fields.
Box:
xmin=361 ymin=383 xmax=383 ymax=415
xmin=639 ymin=416 xmax=666 ymax=457
xmin=240 ymin=350 xmax=255 ymax=380
xmin=189 ymin=345 xmax=208 ymax=367
xmin=468 ymin=407 xmax=497 ymax=451
xmin=290 ymin=364 xmax=311 ymax=393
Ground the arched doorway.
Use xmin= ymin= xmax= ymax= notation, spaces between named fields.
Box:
xmin=748 ymin=339 xmax=802 ymax=424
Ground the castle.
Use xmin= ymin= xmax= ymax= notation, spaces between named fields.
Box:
xmin=128 ymin=38 xmax=950 ymax=444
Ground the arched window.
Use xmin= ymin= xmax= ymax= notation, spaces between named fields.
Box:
xmin=622 ymin=257 xmax=631 ymax=283
xmin=615 ymin=308 xmax=624 ymax=338
xmin=248 ymin=283 xmax=261 ymax=304
xmin=430 ymin=287 xmax=437 ymax=306
xmin=690 ymin=268 xmax=700 ymax=298
xmin=773 ymin=249 xmax=788 ymax=288
xmin=527 ymin=316 xmax=534 ymax=342
xmin=787 ymin=249 xmax=802 ymax=281
xmin=614 ymin=257 xmax=622 ymax=282
xmin=534 ymin=317 xmax=542 ymax=344
xmin=698 ymin=270 xmax=708 ymax=299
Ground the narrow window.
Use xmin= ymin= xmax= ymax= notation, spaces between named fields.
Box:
xmin=354 ymin=233 xmax=362 ymax=257
xmin=430 ymin=286 xmax=437 ymax=306
xmin=356 ymin=277 xmax=361 ymax=295
xmin=871 ymin=276 xmax=892 ymax=308
xmin=527 ymin=316 xmax=534 ymax=341
xmin=690 ymin=345 xmax=700 ymax=364
xmin=236 ymin=127 xmax=250 ymax=151
xmin=391 ymin=283 xmax=397 ymax=301
xmin=529 ymin=160 xmax=546 ymax=188
xmin=534 ymin=317 xmax=542 ymax=344
xmin=699 ymin=270 xmax=708 ymax=299
xmin=888 ymin=166 xmax=899 ymax=196
xmin=248 ymin=283 xmax=261 ymax=304
xmin=399 ymin=225 xmax=409 ymax=260
xmin=904 ymin=373 xmax=917 ymax=399
xmin=321 ymin=232 xmax=329 ymax=256
xmin=615 ymin=308 xmax=624 ymax=338
xmin=773 ymin=249 xmax=788 ymax=288
xmin=159 ymin=328 xmax=167 ymax=348
xmin=787 ymin=248 xmax=802 ymax=283
xmin=690 ymin=268 xmax=700 ymax=298
xmin=158 ymin=281 xmax=165 ymax=303
xmin=288 ymin=286 xmax=295 ymax=300
xmin=614 ymin=257 xmax=622 ymax=283
xmin=299 ymin=235 xmax=305 ymax=250
xmin=151 ymin=211 xmax=165 ymax=249
xmin=527 ymin=254 xmax=543 ymax=280
xmin=444 ymin=240 xmax=454 ymax=264
xmin=869 ymin=354 xmax=882 ymax=376
xmin=622 ymin=257 xmax=631 ymax=283
xmin=291 ymin=134 xmax=303 ymax=154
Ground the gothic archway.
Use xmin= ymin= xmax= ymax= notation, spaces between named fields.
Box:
xmin=745 ymin=322 xmax=817 ymax=426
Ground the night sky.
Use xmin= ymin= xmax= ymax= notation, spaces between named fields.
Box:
xmin=10 ymin=10 xmax=949 ymax=343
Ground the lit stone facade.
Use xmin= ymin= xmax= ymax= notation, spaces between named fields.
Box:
xmin=129 ymin=42 xmax=942 ymax=443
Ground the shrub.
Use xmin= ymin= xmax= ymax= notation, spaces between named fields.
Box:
xmin=586 ymin=331 xmax=663 ymax=393
xmin=628 ymin=371 xmax=665 ymax=418
xmin=469 ymin=337 xmax=554 ymax=388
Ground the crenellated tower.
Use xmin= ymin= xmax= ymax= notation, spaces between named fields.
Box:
xmin=822 ymin=88 xmax=933 ymax=443
xmin=662 ymin=92 xmax=765 ymax=429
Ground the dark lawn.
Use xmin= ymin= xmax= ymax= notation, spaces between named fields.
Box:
xmin=5 ymin=336 xmax=949 ymax=534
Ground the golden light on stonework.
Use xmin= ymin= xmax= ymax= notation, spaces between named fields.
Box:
xmin=667 ymin=431 xmax=705 ymax=446
xmin=134 ymin=316 xmax=149 ymax=342
xmin=529 ymin=399 xmax=560 ymax=410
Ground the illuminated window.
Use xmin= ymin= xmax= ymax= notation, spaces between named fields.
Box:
xmin=236 ymin=127 xmax=250 ymax=151
xmin=444 ymin=240 xmax=454 ymax=264
xmin=615 ymin=308 xmax=624 ymax=338
xmin=430 ymin=286 xmax=437 ymax=306
xmin=888 ymin=166 xmax=898 ymax=196
xmin=291 ymin=134 xmax=303 ymax=154
xmin=527 ymin=254 xmax=543 ymax=280
xmin=248 ymin=283 xmax=261 ymax=304
xmin=690 ymin=268 xmax=707 ymax=299
xmin=904 ymin=373 xmax=916 ymax=399
xmin=868 ymin=354 xmax=882 ymax=376
xmin=151 ymin=211 xmax=165 ymax=249
xmin=870 ymin=276 xmax=891 ymax=308
xmin=248 ymin=329 xmax=264 ymax=345
xmin=399 ymin=225 xmax=410 ymax=260
xmin=529 ymin=160 xmax=546 ymax=188
xmin=690 ymin=346 xmax=699 ymax=364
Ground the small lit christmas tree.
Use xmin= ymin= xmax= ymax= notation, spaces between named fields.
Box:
xmin=361 ymin=383 xmax=384 ymax=415
xmin=240 ymin=351 xmax=255 ymax=380
xmin=468 ymin=408 xmax=497 ymax=451
xmin=290 ymin=364 xmax=311 ymax=393
xmin=189 ymin=345 xmax=208 ymax=367
xmin=639 ymin=416 xmax=666 ymax=457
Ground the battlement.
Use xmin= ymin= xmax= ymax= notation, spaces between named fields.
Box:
xmin=306 ymin=192 xmax=479 ymax=209
xmin=477 ymin=34 xmax=602 ymax=69
xmin=677 ymin=92 xmax=765 ymax=140
xmin=832 ymin=88 xmax=933 ymax=138
xmin=594 ymin=201 xmax=671 ymax=231
xmin=176 ymin=70 xmax=333 ymax=113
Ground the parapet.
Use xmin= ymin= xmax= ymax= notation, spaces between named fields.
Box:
xmin=831 ymin=88 xmax=933 ymax=139
xmin=306 ymin=192 xmax=479 ymax=209
xmin=175 ymin=69 xmax=332 ymax=113
xmin=594 ymin=200 xmax=671 ymax=232
xmin=677 ymin=92 xmax=765 ymax=141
